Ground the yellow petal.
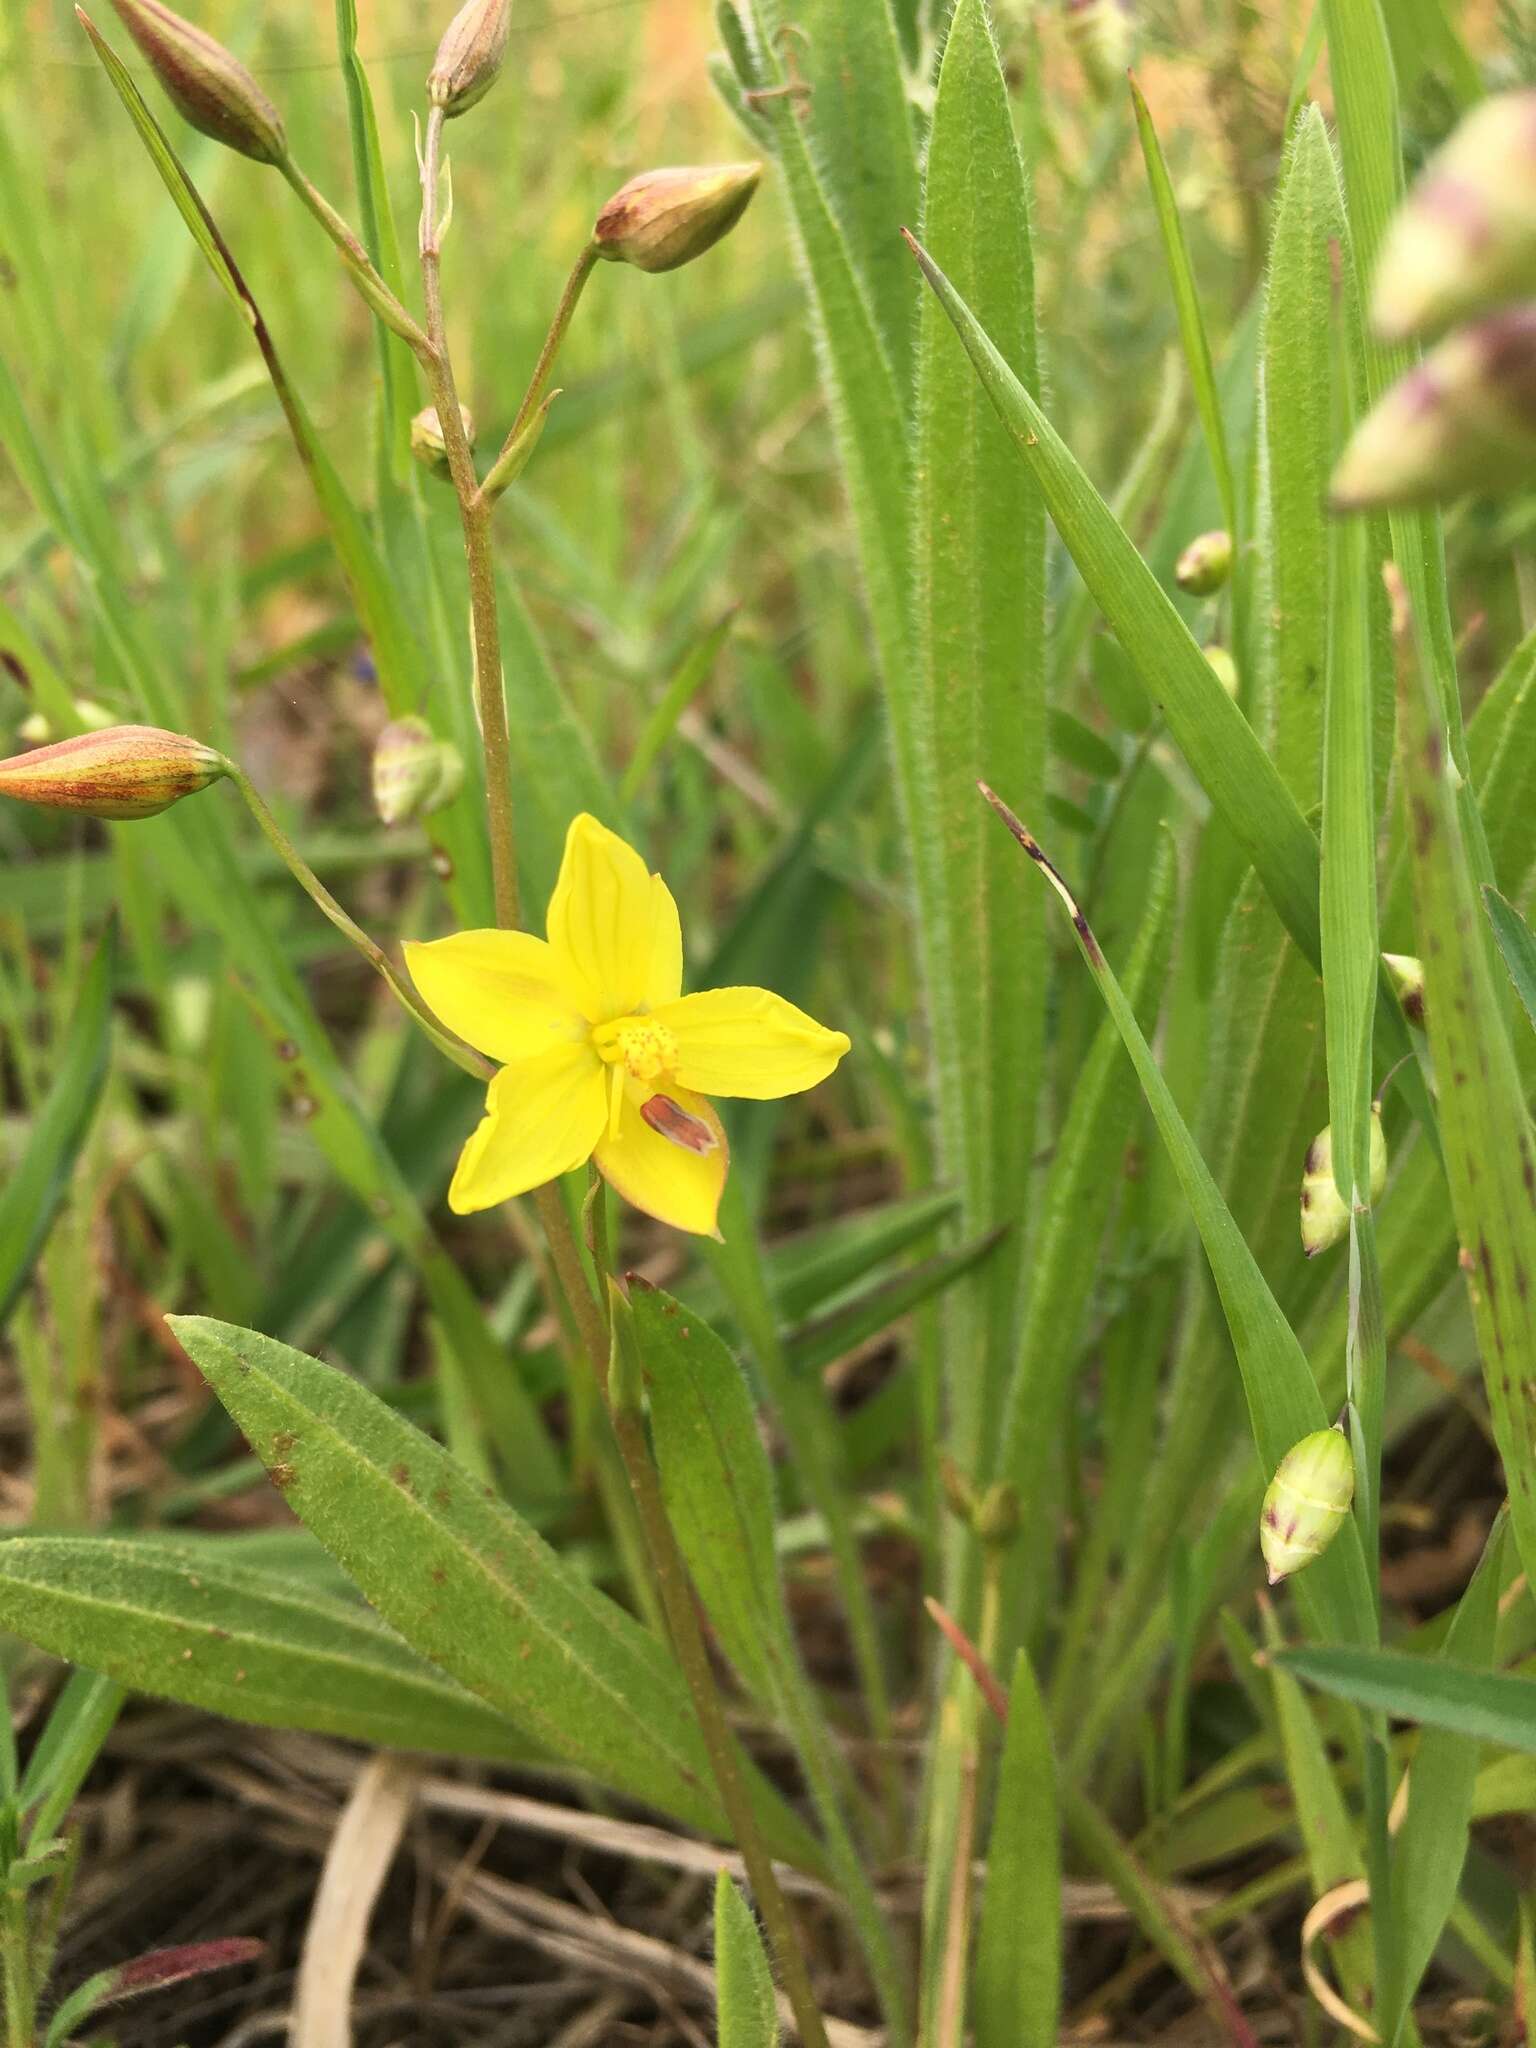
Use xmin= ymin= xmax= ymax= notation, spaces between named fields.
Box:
xmin=448 ymin=1044 xmax=605 ymax=1212
xmin=546 ymin=813 xmax=669 ymax=1020
xmin=404 ymin=931 xmax=586 ymax=1062
xmin=595 ymin=1083 xmax=728 ymax=1237
xmin=646 ymin=872 xmax=684 ymax=1009
xmin=652 ymin=986 xmax=851 ymax=1099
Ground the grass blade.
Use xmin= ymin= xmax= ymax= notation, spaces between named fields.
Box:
xmin=1272 ymin=1644 xmax=1536 ymax=1751
xmin=973 ymin=1649 xmax=1060 ymax=2048
xmin=0 ymin=1537 xmax=538 ymax=1763
xmin=0 ymin=920 xmax=114 ymax=1332
xmin=714 ymin=1874 xmax=779 ymax=2048
xmin=170 ymin=1314 xmax=823 ymax=1866
xmin=1484 ymin=887 xmax=1536 ymax=1032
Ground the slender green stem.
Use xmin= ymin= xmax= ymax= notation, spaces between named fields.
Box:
xmin=608 ymin=1291 xmax=832 ymax=2048
xmin=477 ymin=244 xmax=597 ymax=506
xmin=225 ymin=766 xmax=491 ymax=1081
xmin=418 ymin=102 xmax=521 ymax=929
xmin=281 ymin=159 xmax=434 ymax=360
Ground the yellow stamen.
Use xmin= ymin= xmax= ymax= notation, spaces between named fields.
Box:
xmin=592 ymin=1014 xmax=678 ymax=1084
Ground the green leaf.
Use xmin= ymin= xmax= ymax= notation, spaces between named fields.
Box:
xmin=1260 ymin=107 xmax=1341 ymax=810
xmin=18 ymin=1671 xmax=122 ymax=1844
xmin=1273 ymin=1640 xmax=1536 ymax=1753
xmin=906 ymin=233 xmax=1321 ymax=966
xmin=169 ymin=1315 xmax=822 ymax=1867
xmin=784 ymin=1228 xmax=1006 ymax=1379
xmin=913 ymin=0 xmax=1047 ymax=1457
xmin=980 ymin=792 xmax=1375 ymax=1648
xmin=1394 ymin=592 xmax=1536 ymax=1592
xmin=726 ymin=5 xmax=911 ymax=692
xmin=0 ymin=1536 xmax=537 ymax=1762
xmin=640 ymin=1288 xmax=788 ymax=1703
xmin=637 ymin=1287 xmax=908 ymax=2044
xmin=0 ymin=921 xmax=114 ymax=1332
xmin=783 ymin=0 xmax=919 ymax=392
xmin=714 ymin=1874 xmax=780 ymax=2048
xmin=1484 ymin=888 xmax=1536 ymax=1034
xmin=1130 ymin=78 xmax=1235 ymax=532
xmin=973 ymin=1650 xmax=1060 ymax=2048
xmin=1385 ymin=1515 xmax=1507 ymax=2042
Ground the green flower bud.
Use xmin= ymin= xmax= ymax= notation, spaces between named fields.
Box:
xmin=0 ymin=724 xmax=228 ymax=820
xmin=1300 ymin=1106 xmax=1387 ymax=1258
xmin=975 ymin=1481 xmax=1021 ymax=1548
xmin=939 ymin=1454 xmax=977 ymax=1526
xmin=410 ymin=403 xmax=475 ymax=480
xmin=593 ymin=163 xmax=762 ymax=275
xmin=1203 ymin=643 xmax=1239 ymax=699
xmin=106 ymin=0 xmax=286 ymax=163
xmin=1175 ymin=529 xmax=1233 ymax=595
xmin=1260 ymin=1426 xmax=1355 ymax=1584
xmin=372 ymin=716 xmax=463 ymax=826
xmin=1384 ymin=951 xmax=1426 ymax=1027
xmin=1330 ymin=308 xmax=1536 ymax=512
xmin=427 ymin=0 xmax=512 ymax=118
xmin=1373 ymin=92 xmax=1536 ymax=343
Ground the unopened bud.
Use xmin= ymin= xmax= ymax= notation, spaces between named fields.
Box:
xmin=593 ymin=163 xmax=762 ymax=275
xmin=372 ymin=716 xmax=464 ymax=825
xmin=1331 ymin=308 xmax=1536 ymax=511
xmin=1373 ymin=92 xmax=1536 ymax=342
xmin=1260 ymin=1426 xmax=1354 ymax=1584
xmin=410 ymin=403 xmax=475 ymax=480
xmin=1203 ymin=644 xmax=1239 ymax=698
xmin=0 ymin=725 xmax=228 ymax=820
xmin=1300 ymin=1106 xmax=1387 ymax=1257
xmin=1384 ymin=951 xmax=1426 ymax=1026
xmin=427 ymin=0 xmax=511 ymax=117
xmin=1175 ymin=529 xmax=1233 ymax=595
xmin=106 ymin=0 xmax=286 ymax=163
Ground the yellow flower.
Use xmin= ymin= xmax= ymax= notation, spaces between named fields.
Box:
xmin=404 ymin=814 xmax=851 ymax=1237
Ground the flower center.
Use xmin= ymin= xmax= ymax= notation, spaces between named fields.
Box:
xmin=592 ymin=1014 xmax=678 ymax=1083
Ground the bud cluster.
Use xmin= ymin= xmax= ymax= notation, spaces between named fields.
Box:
xmin=1335 ymin=90 xmax=1536 ymax=509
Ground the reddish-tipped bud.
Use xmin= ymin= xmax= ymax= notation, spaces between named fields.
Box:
xmin=1300 ymin=1107 xmax=1387 ymax=1257
xmin=1373 ymin=92 xmax=1536 ymax=342
xmin=1331 ymin=308 xmax=1536 ymax=511
xmin=410 ymin=403 xmax=475 ymax=480
xmin=593 ymin=163 xmax=762 ymax=275
xmin=104 ymin=0 xmax=286 ymax=163
xmin=0 ymin=725 xmax=228 ymax=820
xmin=371 ymin=716 xmax=463 ymax=826
xmin=1260 ymin=1426 xmax=1355 ymax=1584
xmin=427 ymin=0 xmax=511 ymax=117
xmin=1175 ymin=529 xmax=1233 ymax=595
xmin=1384 ymin=951 xmax=1426 ymax=1026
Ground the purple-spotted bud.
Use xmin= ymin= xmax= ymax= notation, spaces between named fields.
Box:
xmin=1260 ymin=1426 xmax=1354 ymax=1584
xmin=1384 ymin=951 xmax=1426 ymax=1027
xmin=1331 ymin=308 xmax=1536 ymax=511
xmin=0 ymin=724 xmax=228 ymax=820
xmin=1373 ymin=92 xmax=1536 ymax=342
xmin=427 ymin=0 xmax=511 ymax=117
xmin=106 ymin=0 xmax=286 ymax=163
xmin=593 ymin=163 xmax=762 ymax=275
xmin=1203 ymin=644 xmax=1239 ymax=699
xmin=1175 ymin=529 xmax=1233 ymax=596
xmin=410 ymin=403 xmax=475 ymax=480
xmin=372 ymin=716 xmax=464 ymax=826
xmin=1300 ymin=1106 xmax=1387 ymax=1257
